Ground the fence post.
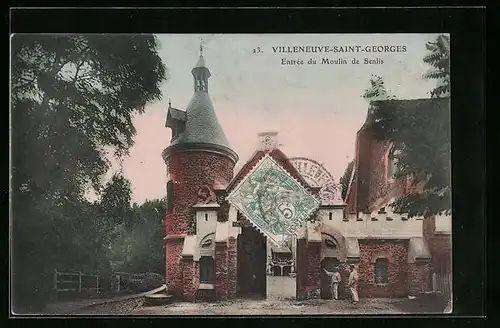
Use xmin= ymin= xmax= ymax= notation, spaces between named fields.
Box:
xmin=432 ymin=273 xmax=437 ymax=292
xmin=117 ymin=275 xmax=121 ymax=292
xmin=96 ymin=275 xmax=99 ymax=294
xmin=79 ymin=272 xmax=82 ymax=292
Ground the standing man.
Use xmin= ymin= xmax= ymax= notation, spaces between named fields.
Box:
xmin=323 ymin=266 xmax=341 ymax=300
xmin=348 ymin=265 xmax=360 ymax=305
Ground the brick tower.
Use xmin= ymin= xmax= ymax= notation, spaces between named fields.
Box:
xmin=162 ymin=47 xmax=238 ymax=299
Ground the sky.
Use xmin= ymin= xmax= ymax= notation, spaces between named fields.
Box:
xmin=111 ymin=34 xmax=441 ymax=204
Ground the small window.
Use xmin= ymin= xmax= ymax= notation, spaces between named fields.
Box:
xmin=329 ymin=212 xmax=332 ymax=220
xmin=200 ymin=256 xmax=215 ymax=283
xmin=387 ymin=146 xmax=400 ymax=181
xmin=205 ymin=213 xmax=208 ymax=221
xmin=166 ymin=181 xmax=174 ymax=211
xmin=374 ymin=258 xmax=389 ymax=284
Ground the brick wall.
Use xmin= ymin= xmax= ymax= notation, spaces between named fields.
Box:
xmin=182 ymin=257 xmax=198 ymax=301
xmin=339 ymin=267 xmax=351 ymax=300
xmin=227 ymin=237 xmax=237 ymax=298
xmin=354 ymin=128 xmax=372 ymax=213
xmin=346 ymin=126 xmax=418 ymax=215
xmin=431 ymin=235 xmax=452 ymax=270
xmin=165 ymin=150 xmax=234 ymax=235
xmin=358 ymin=240 xmax=409 ymax=298
xmin=215 ymin=241 xmax=228 ymax=300
xmin=296 ymin=238 xmax=307 ymax=300
xmin=423 ymin=216 xmax=452 ymax=272
xmin=306 ymin=242 xmax=321 ymax=299
xmin=164 ymin=150 xmax=234 ymax=299
xmin=165 ymin=239 xmax=184 ymax=299
xmin=407 ymin=261 xmax=431 ymax=295
xmin=366 ymin=139 xmax=408 ymax=211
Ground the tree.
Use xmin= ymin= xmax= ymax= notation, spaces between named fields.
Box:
xmin=11 ymin=34 xmax=166 ymax=311
xmin=98 ymin=174 xmax=134 ymax=233
xmin=423 ymin=34 xmax=450 ymax=98
xmin=340 ymin=160 xmax=354 ymax=201
xmin=110 ymin=199 xmax=167 ymax=275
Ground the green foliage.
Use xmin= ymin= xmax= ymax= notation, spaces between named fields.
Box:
xmin=99 ymin=174 xmax=133 ymax=228
xmin=423 ymin=34 xmax=450 ymax=98
xmin=362 ymin=74 xmax=396 ymax=101
xmin=110 ymin=199 xmax=167 ymax=275
xmin=11 ymin=34 xmax=166 ymax=311
xmin=340 ymin=160 xmax=354 ymax=201
xmin=370 ymin=98 xmax=451 ymax=217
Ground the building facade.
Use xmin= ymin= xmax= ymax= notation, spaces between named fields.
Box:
xmin=162 ymin=54 xmax=451 ymax=302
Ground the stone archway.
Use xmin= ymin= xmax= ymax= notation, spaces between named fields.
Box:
xmin=319 ymin=227 xmax=348 ymax=300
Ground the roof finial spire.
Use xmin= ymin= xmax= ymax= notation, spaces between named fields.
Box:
xmin=168 ymin=97 xmax=171 ymax=107
xmin=200 ymin=38 xmax=204 ymax=57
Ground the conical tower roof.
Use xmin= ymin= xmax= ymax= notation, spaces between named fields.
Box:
xmin=165 ymin=52 xmax=237 ymax=163
xmin=171 ymin=90 xmax=231 ymax=148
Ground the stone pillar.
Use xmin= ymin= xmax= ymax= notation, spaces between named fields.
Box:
xmin=215 ymin=241 xmax=228 ymax=300
xmin=339 ymin=264 xmax=350 ymax=300
xmin=305 ymin=241 xmax=322 ymax=299
xmin=227 ymin=237 xmax=237 ymax=298
xmin=182 ymin=256 xmax=198 ymax=302
xmin=296 ymin=238 xmax=308 ymax=300
xmin=408 ymin=260 xmax=432 ymax=296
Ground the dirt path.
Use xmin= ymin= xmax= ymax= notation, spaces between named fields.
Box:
xmin=132 ymin=298 xmax=444 ymax=316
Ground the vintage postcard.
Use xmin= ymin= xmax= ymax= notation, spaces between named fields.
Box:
xmin=10 ymin=33 xmax=452 ymax=315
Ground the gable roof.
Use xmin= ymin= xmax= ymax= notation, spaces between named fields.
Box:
xmin=226 ymin=148 xmax=312 ymax=195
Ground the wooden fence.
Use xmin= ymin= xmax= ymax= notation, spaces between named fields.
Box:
xmin=53 ymin=269 xmax=100 ymax=293
xmin=53 ymin=270 xmax=145 ymax=294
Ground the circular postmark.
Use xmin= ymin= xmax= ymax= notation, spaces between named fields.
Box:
xmin=289 ymin=157 xmax=342 ymax=204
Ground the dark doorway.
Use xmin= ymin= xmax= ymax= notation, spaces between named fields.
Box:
xmin=199 ymin=256 xmax=215 ymax=284
xmin=320 ymin=257 xmax=340 ymax=299
xmin=237 ymin=225 xmax=267 ymax=299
